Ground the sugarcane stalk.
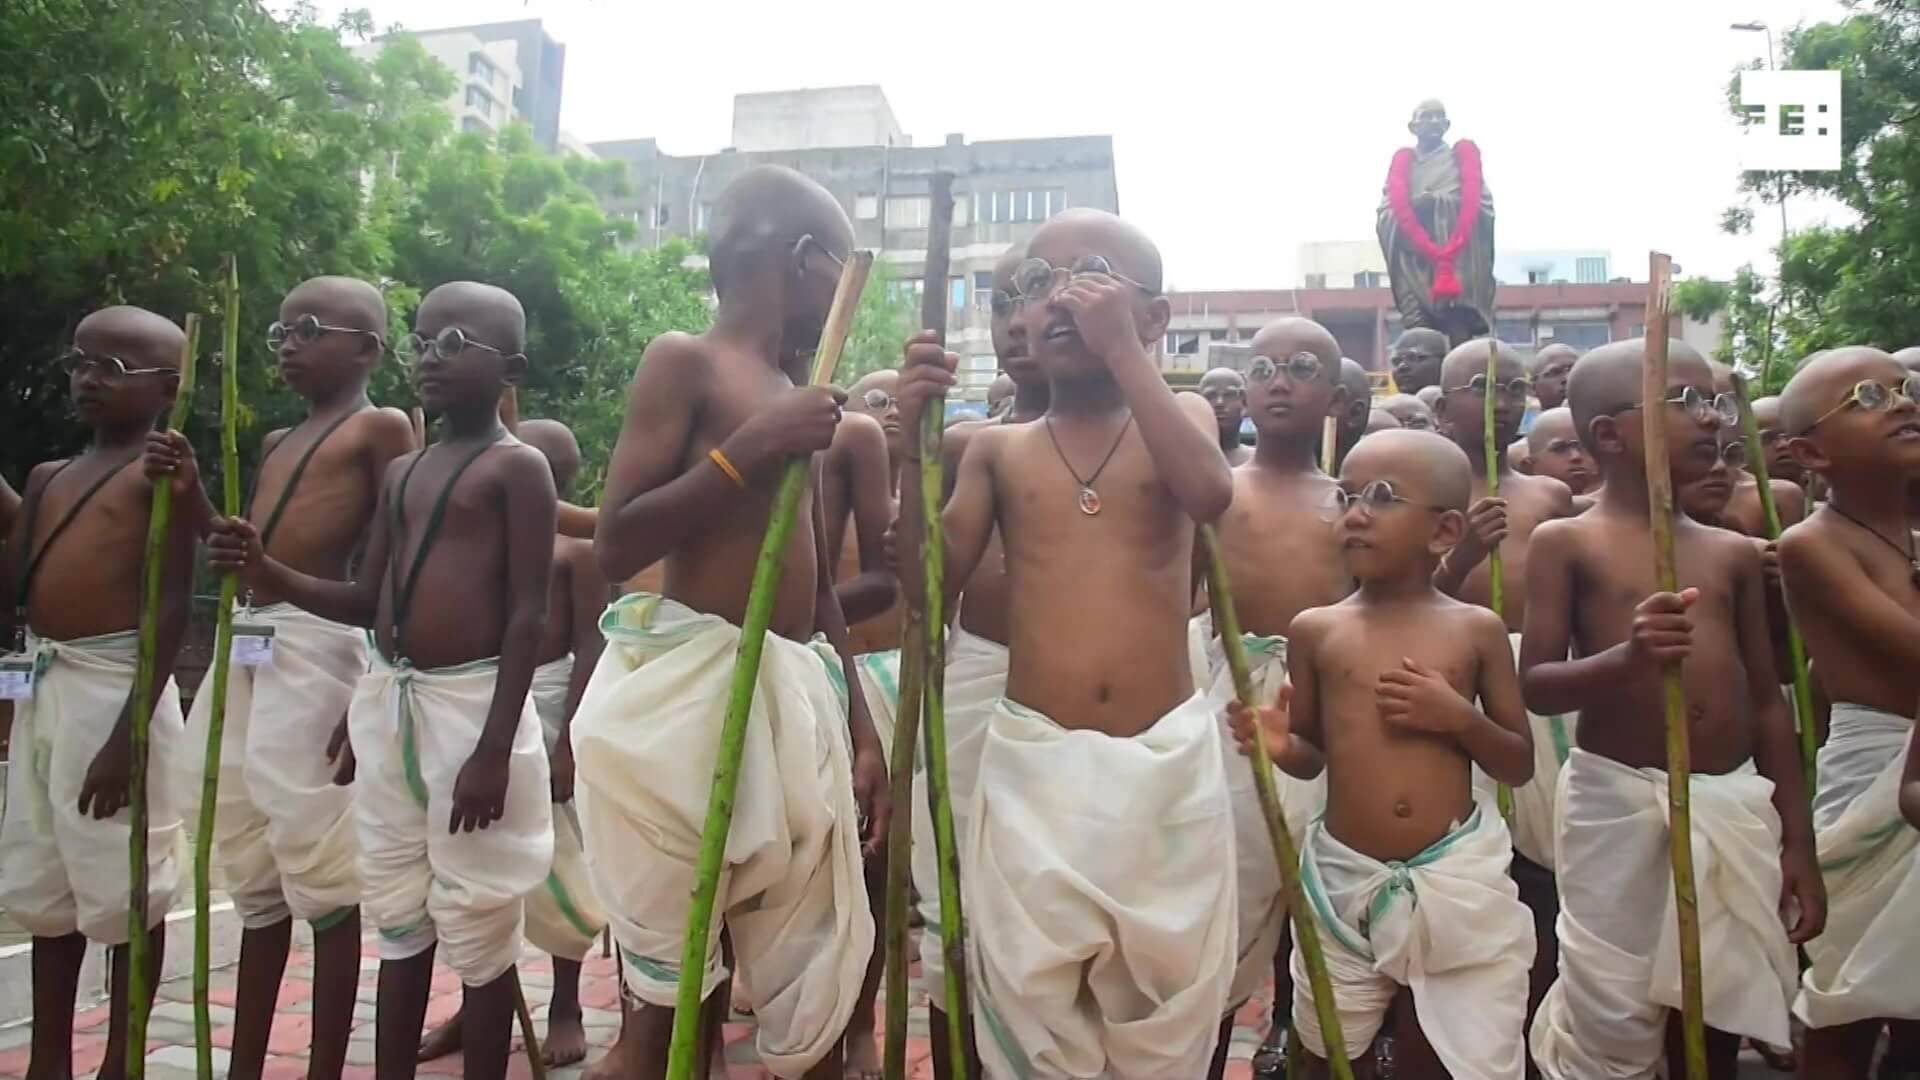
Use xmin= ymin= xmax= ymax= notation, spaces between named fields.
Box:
xmin=128 ymin=313 xmax=200 ymax=1080
xmin=663 ymin=250 xmax=873 ymax=1080
xmin=1485 ymin=338 xmax=1514 ymax=822
xmin=513 ymin=968 xmax=549 ymax=1080
xmin=1320 ymin=415 xmax=1338 ymax=474
xmin=1199 ymin=527 xmax=1352 ymax=1080
xmin=1729 ymin=372 xmax=1818 ymax=794
xmin=192 ymin=261 xmax=241 ymax=1078
xmin=1642 ymin=252 xmax=1707 ymax=1080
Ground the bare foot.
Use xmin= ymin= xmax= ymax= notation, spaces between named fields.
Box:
xmin=545 ymin=1007 xmax=589 ymax=1068
xmin=581 ymin=1001 xmax=633 ymax=1080
xmin=730 ymin=972 xmax=754 ymax=1017
xmin=844 ymin=1020 xmax=882 ymax=1080
xmin=417 ymin=1012 xmax=463 ymax=1063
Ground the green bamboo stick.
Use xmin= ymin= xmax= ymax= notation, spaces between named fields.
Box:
xmin=881 ymin=604 xmax=925 ymax=1080
xmin=191 ymin=261 xmax=241 ymax=1078
xmin=128 ymin=313 xmax=200 ymax=1080
xmin=1642 ymin=253 xmax=1707 ymax=1080
xmin=1199 ymin=526 xmax=1352 ymax=1080
xmin=1729 ymin=372 xmax=1818 ymax=795
xmin=1484 ymin=338 xmax=1514 ymax=823
xmin=663 ymin=250 xmax=874 ymax=1080
xmin=919 ymin=383 xmax=973 ymax=1078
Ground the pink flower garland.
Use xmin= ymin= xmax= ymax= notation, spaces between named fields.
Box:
xmin=1385 ymin=138 xmax=1483 ymax=301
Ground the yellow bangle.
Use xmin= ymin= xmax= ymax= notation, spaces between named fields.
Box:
xmin=708 ymin=447 xmax=746 ymax=489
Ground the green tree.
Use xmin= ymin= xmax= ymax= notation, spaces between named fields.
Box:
xmin=1711 ymin=0 xmax=1920 ymax=389
xmin=837 ymin=261 xmax=922 ymax=383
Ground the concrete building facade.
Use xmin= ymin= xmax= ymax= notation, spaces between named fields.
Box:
xmin=362 ymin=19 xmax=567 ymax=151
xmin=1161 ymin=280 xmax=1721 ymax=380
xmin=591 ymin=87 xmax=1120 ymax=394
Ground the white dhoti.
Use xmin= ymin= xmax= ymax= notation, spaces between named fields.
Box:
xmin=352 ymin=653 xmax=553 ymax=987
xmin=0 ymin=631 xmax=185 ymax=944
xmin=854 ymin=648 xmax=900 ymax=768
xmin=1293 ymin=806 xmax=1534 ymax=1079
xmin=1532 ymin=748 xmax=1795 ymax=1079
xmin=523 ymin=655 xmax=606 ymax=963
xmin=184 ymin=603 xmax=365 ymax=929
xmin=910 ymin=626 xmax=1006 ymax=1004
xmin=1197 ymin=630 xmax=1326 ymax=1007
xmin=1795 ymin=703 xmax=1920 ymax=1027
xmin=1471 ymin=633 xmax=1575 ymax=871
xmin=572 ymin=593 xmax=870 ymax=1078
xmin=967 ymin=693 xmax=1237 ymax=1080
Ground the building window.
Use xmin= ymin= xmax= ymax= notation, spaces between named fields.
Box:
xmin=465 ymin=86 xmax=491 ymax=111
xmin=468 ymin=53 xmax=497 ymax=83
xmin=886 ymin=196 xmax=930 ymax=229
xmin=1353 ymin=270 xmax=1385 ymax=288
xmin=461 ymin=115 xmax=491 ymax=133
xmin=888 ymin=280 xmax=926 ymax=303
xmin=1494 ymin=319 xmax=1534 ymax=345
xmin=973 ymin=271 xmax=994 ymax=310
xmin=1543 ymin=322 xmax=1610 ymax=349
xmin=1575 ymin=256 xmax=1608 ymax=284
xmin=975 ymin=189 xmax=1066 ymax=225
xmin=1304 ymin=273 xmax=1328 ymax=289
xmin=694 ymin=202 xmax=712 ymax=233
xmin=952 ymin=196 xmax=970 ymax=228
xmin=1526 ymin=269 xmax=1549 ymax=285
xmin=854 ymin=194 xmax=878 ymax=220
xmin=950 ymin=277 xmax=967 ymax=311
xmin=1209 ymin=329 xmax=1228 ymax=341
xmin=1630 ymin=323 xmax=1646 ymax=338
xmin=1167 ymin=332 xmax=1201 ymax=356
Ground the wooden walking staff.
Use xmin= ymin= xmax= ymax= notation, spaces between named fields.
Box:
xmin=1641 ymin=252 xmax=1708 ymax=1080
xmin=1484 ymin=339 xmax=1515 ymax=822
xmin=127 ymin=313 xmax=201 ymax=1080
xmin=1730 ymin=372 xmax=1819 ymax=793
xmin=663 ymin=248 xmax=874 ymax=1080
xmin=1198 ymin=530 xmax=1354 ymax=1080
xmin=191 ymin=260 xmax=242 ymax=1079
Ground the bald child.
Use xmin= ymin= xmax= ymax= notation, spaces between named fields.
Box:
xmin=147 ymin=276 xmax=417 ymax=1080
xmin=1230 ymin=428 xmax=1535 ymax=1080
xmin=1378 ymin=392 xmax=1437 ymax=433
xmin=1199 ymin=366 xmax=1254 ymax=466
xmin=1775 ymin=348 xmax=1920 ymax=1078
xmin=1750 ymin=396 xmax=1808 ymax=491
xmin=0 ymin=306 xmax=198 ymax=1080
xmin=1521 ymin=339 xmax=1821 ymax=1080
xmin=1388 ymin=327 xmax=1449 ymax=395
xmin=1332 ymin=358 xmax=1374 ymax=471
xmin=1198 ymin=317 xmax=1354 ymax=1075
xmin=1526 ymin=406 xmax=1598 ymax=497
xmin=583 ymin=165 xmax=884 ymax=1079
xmin=899 ymin=208 xmax=1238 ymax=1077
xmin=1528 ymin=344 xmax=1579 ymax=412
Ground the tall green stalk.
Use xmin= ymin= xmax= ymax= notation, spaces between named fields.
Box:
xmin=128 ymin=313 xmax=200 ymax=1080
xmin=192 ymin=260 xmax=241 ymax=1078
xmin=1643 ymin=255 xmax=1707 ymax=1080
xmin=1484 ymin=339 xmax=1513 ymax=822
xmin=1730 ymin=372 xmax=1818 ymax=794
xmin=918 ymin=400 xmax=973 ymax=1077
xmin=881 ymin=603 xmax=925 ymax=1080
xmin=1200 ymin=527 xmax=1352 ymax=1080
xmin=663 ymin=252 xmax=873 ymax=1080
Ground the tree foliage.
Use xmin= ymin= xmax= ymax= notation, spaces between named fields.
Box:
xmin=0 ymin=0 xmax=712 ymax=502
xmin=837 ymin=261 xmax=922 ymax=383
xmin=1705 ymin=0 xmax=1920 ymax=390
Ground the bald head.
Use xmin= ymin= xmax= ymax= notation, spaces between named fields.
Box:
xmin=417 ymin=281 xmax=526 ymax=353
xmin=986 ymin=372 xmax=1016 ymax=416
xmin=1529 ymin=343 xmax=1579 ymax=409
xmin=1199 ymin=367 xmax=1246 ymax=392
xmin=1379 ymin=393 xmax=1436 ymax=432
xmin=284 ymin=276 xmax=387 ymax=336
xmin=1751 ymin=396 xmax=1783 ymax=432
xmin=1343 ymin=428 xmax=1473 ymax=511
xmin=1707 ymin=359 xmax=1737 ymax=397
xmin=992 ymin=245 xmax=1027 ymax=293
xmin=1439 ymin=337 xmax=1525 ymax=390
xmin=1389 ymin=328 xmax=1450 ymax=393
xmin=1025 ymin=208 xmax=1163 ymax=293
xmin=74 ymin=306 xmax=187 ymax=370
xmin=1526 ymin=407 xmax=1577 ymax=455
xmin=1251 ymin=318 xmax=1342 ymax=370
xmin=708 ymin=165 xmax=853 ymax=297
xmin=1364 ymin=410 xmax=1403 ymax=436
xmin=1893 ymin=346 xmax=1920 ymax=373
xmin=1566 ymin=337 xmax=1708 ymax=452
xmin=518 ymin=418 xmax=581 ymax=496
xmin=1778 ymin=346 xmax=1904 ymax=436
xmin=1338 ymin=357 xmax=1374 ymax=436
xmin=848 ymin=369 xmax=898 ymax=399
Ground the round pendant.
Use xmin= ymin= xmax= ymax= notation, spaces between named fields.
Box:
xmin=1077 ymin=486 xmax=1101 ymax=515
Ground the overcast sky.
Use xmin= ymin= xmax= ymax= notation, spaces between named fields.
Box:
xmin=310 ymin=0 xmax=1852 ymax=290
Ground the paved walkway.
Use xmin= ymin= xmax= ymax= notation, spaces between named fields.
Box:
xmin=0 ymin=931 xmax=1274 ymax=1079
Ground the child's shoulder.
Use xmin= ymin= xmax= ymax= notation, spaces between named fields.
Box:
xmin=352 ymin=405 xmax=416 ymax=442
xmin=24 ymin=457 xmax=74 ymax=491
